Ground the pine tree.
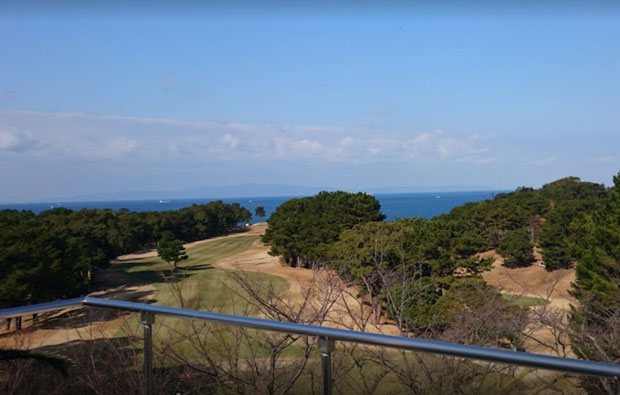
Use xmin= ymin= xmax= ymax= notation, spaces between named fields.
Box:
xmin=569 ymin=171 xmax=620 ymax=394
xmin=157 ymin=232 xmax=188 ymax=270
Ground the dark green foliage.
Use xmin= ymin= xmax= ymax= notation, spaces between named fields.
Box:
xmin=327 ymin=220 xmax=438 ymax=328
xmin=157 ymin=232 xmax=188 ymax=269
xmin=262 ymin=191 xmax=385 ymax=267
xmin=319 ymin=175 xmax=611 ymax=338
xmin=254 ymin=206 xmax=266 ymax=219
xmin=325 ymin=218 xmax=523 ymax=344
xmin=569 ymin=172 xmax=620 ymax=313
xmin=539 ymin=222 xmax=572 ymax=270
xmin=453 ymin=229 xmax=486 ymax=258
xmin=540 ymin=177 xmax=607 ymax=201
xmin=539 ymin=199 xmax=605 ymax=270
xmin=441 ymin=176 xmax=608 ymax=272
xmin=441 ymin=186 xmax=548 ymax=248
xmin=0 ymin=201 xmax=251 ymax=308
xmin=567 ymin=171 xmax=620 ymax=393
xmin=326 ymin=219 xmax=494 ymax=330
xmin=388 ymin=276 xmax=442 ymax=329
xmin=497 ymin=229 xmax=534 ymax=267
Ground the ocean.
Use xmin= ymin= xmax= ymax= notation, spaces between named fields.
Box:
xmin=0 ymin=191 xmax=501 ymax=222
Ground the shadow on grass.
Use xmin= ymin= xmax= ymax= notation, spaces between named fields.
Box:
xmin=34 ymin=300 xmax=143 ymax=331
xmin=94 ymin=261 xmax=214 ymax=290
xmin=179 ymin=264 xmax=213 ymax=272
xmin=6 ymin=256 xmax=215 ymax=338
xmin=228 ymin=226 xmax=251 ymax=235
xmin=19 ymin=263 xmax=216 ymax=330
xmin=0 ymin=290 xmax=160 ymax=336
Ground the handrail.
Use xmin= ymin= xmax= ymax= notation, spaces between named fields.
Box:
xmin=1 ymin=298 xmax=84 ymax=318
xmin=2 ymin=297 xmax=619 ymax=394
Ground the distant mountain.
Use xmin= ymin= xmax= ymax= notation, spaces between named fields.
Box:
xmin=367 ymin=185 xmax=494 ymax=194
xmin=45 ymin=184 xmax=330 ymax=203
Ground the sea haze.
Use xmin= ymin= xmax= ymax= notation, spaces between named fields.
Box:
xmin=0 ymin=191 xmax=503 ymax=222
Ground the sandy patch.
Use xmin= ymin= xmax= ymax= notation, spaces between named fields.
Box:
xmin=481 ymin=249 xmax=576 ymax=310
xmin=480 ymin=249 xmax=577 ymax=357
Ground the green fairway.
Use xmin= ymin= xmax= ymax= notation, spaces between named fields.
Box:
xmin=501 ymin=294 xmax=547 ymax=308
xmin=105 ymin=234 xmax=289 ymax=342
xmin=111 ymin=235 xmax=288 ymax=309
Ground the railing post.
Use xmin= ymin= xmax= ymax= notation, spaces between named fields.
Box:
xmin=141 ymin=312 xmax=155 ymax=395
xmin=318 ymin=336 xmax=335 ymax=395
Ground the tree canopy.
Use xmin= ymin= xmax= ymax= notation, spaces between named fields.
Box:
xmin=254 ymin=206 xmax=266 ymax=220
xmin=497 ymin=229 xmax=534 ymax=267
xmin=262 ymin=191 xmax=385 ymax=267
xmin=157 ymin=232 xmax=188 ymax=269
xmin=568 ymin=172 xmax=620 ymax=392
xmin=0 ymin=201 xmax=251 ymax=308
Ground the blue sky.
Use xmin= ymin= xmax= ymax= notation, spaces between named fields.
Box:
xmin=1 ymin=3 xmax=619 ymax=201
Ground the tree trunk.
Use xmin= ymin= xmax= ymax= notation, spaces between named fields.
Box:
xmin=372 ymin=296 xmax=382 ymax=324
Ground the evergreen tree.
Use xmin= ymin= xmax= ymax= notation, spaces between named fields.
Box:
xmin=262 ymin=191 xmax=385 ymax=267
xmin=569 ymin=171 xmax=620 ymax=394
xmin=254 ymin=206 xmax=266 ymax=220
xmin=157 ymin=232 xmax=189 ymax=270
xmin=497 ymin=229 xmax=534 ymax=267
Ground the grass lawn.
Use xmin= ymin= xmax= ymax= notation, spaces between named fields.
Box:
xmin=101 ymin=234 xmax=291 ymax=361
xmin=501 ymin=293 xmax=547 ymax=308
xmin=110 ymin=234 xmax=289 ymax=310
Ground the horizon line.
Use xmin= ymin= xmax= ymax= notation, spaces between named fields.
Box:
xmin=0 ymin=188 xmax=511 ymax=206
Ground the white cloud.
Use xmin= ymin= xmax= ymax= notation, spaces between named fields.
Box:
xmin=274 ymin=138 xmax=332 ymax=158
xmin=0 ymin=128 xmax=20 ymax=149
xmin=271 ymin=136 xmax=360 ymax=162
xmin=96 ymin=137 xmax=137 ymax=158
xmin=0 ymin=109 xmax=496 ymax=165
xmin=402 ymin=130 xmax=493 ymax=164
xmin=0 ymin=126 xmax=39 ymax=153
xmin=65 ymin=136 xmax=138 ymax=159
xmin=340 ymin=137 xmax=354 ymax=146
xmin=366 ymin=138 xmax=399 ymax=157
xmin=219 ymin=133 xmax=240 ymax=149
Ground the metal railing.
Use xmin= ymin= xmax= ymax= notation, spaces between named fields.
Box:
xmin=2 ymin=297 xmax=620 ymax=395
